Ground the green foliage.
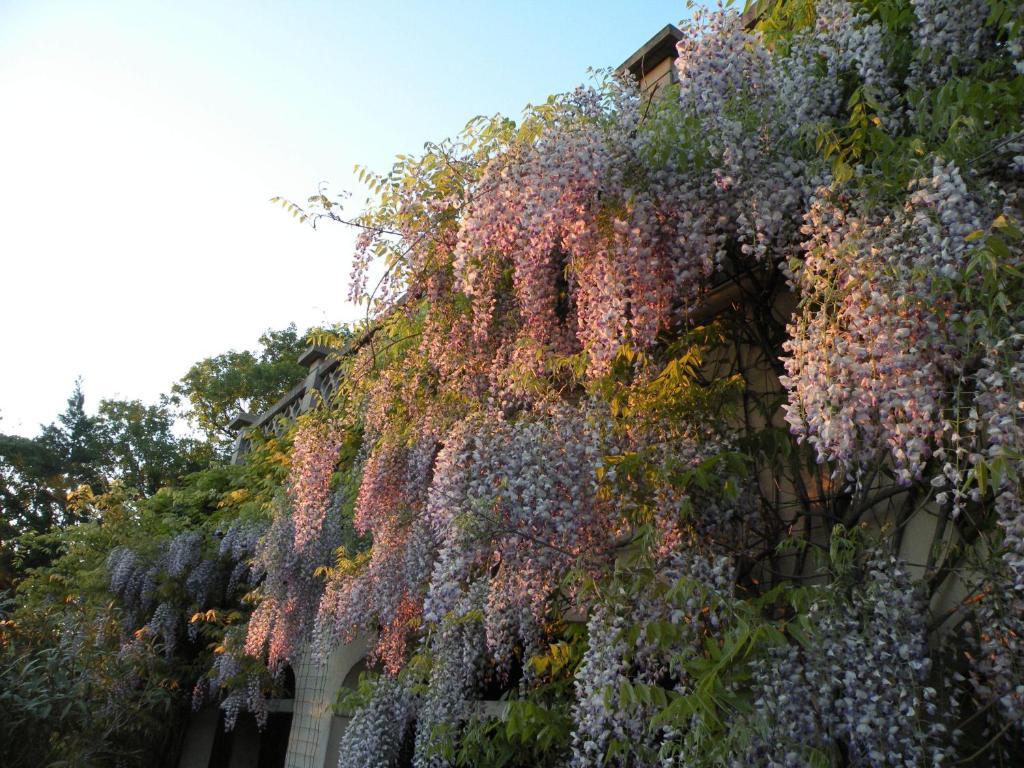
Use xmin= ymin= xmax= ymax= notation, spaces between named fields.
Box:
xmin=1 ymin=384 xmax=212 ymax=587
xmin=1 ymin=429 xmax=286 ymax=767
xmin=449 ymin=627 xmax=586 ymax=767
xmin=0 ymin=432 xmax=68 ymax=587
xmin=0 ymin=626 xmax=181 ymax=768
xmin=93 ymin=399 xmax=211 ymax=497
xmin=1 ymin=383 xmax=103 ymax=536
xmin=2 ymin=520 xmax=186 ymax=768
xmin=452 ymin=701 xmax=573 ymax=768
xmin=0 ymin=323 xmax=304 ymax=765
xmin=170 ymin=324 xmax=310 ymax=450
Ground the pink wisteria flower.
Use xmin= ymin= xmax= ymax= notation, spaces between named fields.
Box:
xmin=289 ymin=418 xmax=344 ymax=552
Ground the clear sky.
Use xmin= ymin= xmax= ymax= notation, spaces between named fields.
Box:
xmin=0 ymin=0 xmax=691 ymax=436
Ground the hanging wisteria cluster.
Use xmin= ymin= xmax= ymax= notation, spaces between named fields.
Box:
xmin=106 ymin=521 xmax=265 ymax=657
xmin=337 ymin=675 xmax=416 ymax=768
xmin=196 ymin=627 xmax=271 ymax=731
xmin=962 ymin=589 xmax=1024 ymax=747
xmin=570 ymin=551 xmax=737 ymax=766
xmin=313 ymin=436 xmax=438 ymax=674
xmin=220 ymin=519 xmax=267 ymax=593
xmin=291 ymin=418 xmax=346 ymax=552
xmin=246 ymin=491 xmax=343 ymax=670
xmin=412 ymin=578 xmax=489 ymax=768
xmin=746 ymin=554 xmax=950 ymax=766
xmin=970 ymin=327 xmax=1024 ymax=587
xmin=782 ymin=160 xmax=987 ymax=484
xmin=423 ymin=402 xmax=617 ymax=665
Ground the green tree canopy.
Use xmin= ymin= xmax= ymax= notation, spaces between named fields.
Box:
xmin=94 ymin=398 xmax=210 ymax=498
xmin=170 ymin=325 xmax=309 ymax=451
xmin=1 ymin=383 xmax=103 ymax=534
xmin=0 ymin=325 xmax=311 ymax=586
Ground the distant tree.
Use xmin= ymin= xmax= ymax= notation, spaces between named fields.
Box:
xmin=94 ymin=399 xmax=210 ymax=497
xmin=0 ymin=385 xmax=211 ymax=586
xmin=0 ymin=326 xmax=319 ymax=587
xmin=1 ymin=382 xmax=102 ymax=534
xmin=0 ymin=431 xmax=66 ymax=589
xmin=37 ymin=381 xmax=107 ymax=491
xmin=0 ymin=433 xmax=65 ymax=542
xmin=170 ymin=325 xmax=309 ymax=451
xmin=0 ymin=383 xmax=105 ymax=585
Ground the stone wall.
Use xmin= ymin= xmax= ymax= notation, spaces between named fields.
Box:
xmin=282 ymin=637 xmax=369 ymax=768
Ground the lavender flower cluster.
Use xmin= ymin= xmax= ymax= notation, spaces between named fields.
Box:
xmin=570 ymin=551 xmax=736 ymax=766
xmin=108 ymin=521 xmax=266 ymax=658
xmin=247 ymin=494 xmax=342 ymax=670
xmin=746 ymin=555 xmax=951 ymax=767
xmin=337 ymin=675 xmax=416 ymax=768
xmin=424 ymin=401 xmax=616 ymax=669
xmin=782 ymin=160 xmax=987 ymax=486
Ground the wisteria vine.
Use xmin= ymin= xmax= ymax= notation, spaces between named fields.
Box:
xmin=104 ymin=0 xmax=1024 ymax=764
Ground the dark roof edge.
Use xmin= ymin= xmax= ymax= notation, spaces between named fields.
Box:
xmin=616 ymin=24 xmax=683 ymax=80
xmin=227 ymin=412 xmax=258 ymax=431
xmin=616 ymin=5 xmax=768 ymax=81
xmin=297 ymin=345 xmax=333 ymax=368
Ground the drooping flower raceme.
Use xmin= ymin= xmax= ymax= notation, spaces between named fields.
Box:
xmin=290 ymin=418 xmax=345 ymax=553
xmin=782 ymin=161 xmax=986 ymax=485
xmin=424 ymin=401 xmax=619 ymax=667
xmin=337 ymin=675 xmax=416 ymax=768
xmin=246 ymin=491 xmax=343 ymax=670
xmin=570 ymin=551 xmax=737 ymax=766
xmin=746 ymin=555 xmax=949 ymax=767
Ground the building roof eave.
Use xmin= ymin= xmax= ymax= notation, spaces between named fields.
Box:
xmin=615 ymin=24 xmax=683 ymax=83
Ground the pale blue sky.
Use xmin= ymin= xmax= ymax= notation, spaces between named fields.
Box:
xmin=0 ymin=0 xmax=692 ymax=436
